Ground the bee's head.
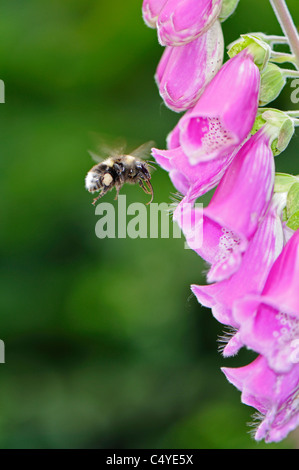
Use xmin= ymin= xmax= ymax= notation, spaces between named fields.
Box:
xmin=136 ymin=162 xmax=151 ymax=179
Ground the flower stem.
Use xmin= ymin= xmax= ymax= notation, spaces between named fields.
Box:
xmin=270 ymin=50 xmax=296 ymax=64
xmin=269 ymin=0 xmax=299 ymax=69
xmin=286 ymin=110 xmax=299 ymax=118
xmin=265 ymin=34 xmax=289 ymax=44
xmin=281 ymin=69 xmax=299 ymax=78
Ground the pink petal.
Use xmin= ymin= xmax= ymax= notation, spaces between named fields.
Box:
xmin=166 ymin=120 xmax=181 ymax=149
xmin=222 ymin=356 xmax=299 ymax=443
xmin=261 ymin=228 xmax=299 ymax=317
xmin=234 ymin=298 xmax=299 ymax=373
xmin=233 ymin=229 xmax=299 ymax=373
xmin=142 ymin=0 xmax=167 ymax=28
xmin=191 ymin=205 xmax=283 ymax=328
xmin=222 ymin=331 xmax=243 ymax=357
xmin=152 ymin=145 xmax=236 ymax=197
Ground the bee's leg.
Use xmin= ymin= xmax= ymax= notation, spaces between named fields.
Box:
xmin=114 ymin=183 xmax=123 ymax=200
xmin=112 ymin=163 xmax=125 ymax=201
xmin=92 ymin=187 xmax=110 ymax=205
xmin=144 ymin=179 xmax=154 ymax=205
xmin=138 ymin=178 xmax=154 ymax=204
xmin=138 ymin=179 xmax=150 ymax=193
xmin=92 ymin=192 xmax=104 ymax=205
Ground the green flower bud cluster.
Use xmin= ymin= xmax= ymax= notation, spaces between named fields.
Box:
xmin=229 ymin=31 xmax=299 ymax=233
xmin=251 ymin=109 xmax=294 ymax=156
xmin=228 ymin=33 xmax=299 ymax=106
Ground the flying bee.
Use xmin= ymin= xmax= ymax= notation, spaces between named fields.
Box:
xmin=85 ymin=140 xmax=155 ymax=205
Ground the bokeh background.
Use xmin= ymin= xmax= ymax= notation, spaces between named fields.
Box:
xmin=0 ymin=0 xmax=298 ymax=449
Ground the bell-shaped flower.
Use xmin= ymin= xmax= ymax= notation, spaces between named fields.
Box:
xmin=191 ymin=201 xmax=284 ymax=329
xmin=222 ymin=355 xmax=299 ymax=443
xmin=152 ymin=109 xmax=237 ymax=200
xmin=155 ymin=20 xmax=224 ymax=112
xmin=152 ymin=145 xmax=236 ymax=200
xmin=232 ymin=228 xmax=299 ymax=374
xmin=178 ymin=49 xmax=260 ymax=164
xmin=174 ymin=126 xmax=275 ymax=282
xmin=156 ymin=0 xmax=223 ymax=46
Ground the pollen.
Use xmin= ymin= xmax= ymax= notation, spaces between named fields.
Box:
xmin=102 ymin=173 xmax=113 ymax=186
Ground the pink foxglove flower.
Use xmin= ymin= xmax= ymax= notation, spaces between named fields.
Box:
xmin=142 ymin=0 xmax=167 ymax=28
xmin=155 ymin=20 xmax=224 ymax=112
xmin=174 ymin=127 xmax=275 ymax=282
xmin=191 ymin=201 xmax=284 ymax=329
xmin=222 ymin=356 xmax=299 ymax=443
xmin=178 ymin=49 xmax=260 ymax=164
xmin=232 ymin=228 xmax=299 ymax=374
xmin=157 ymin=0 xmax=223 ymax=46
xmin=152 ymin=145 xmax=236 ymax=199
xmin=152 ymin=108 xmax=236 ymax=199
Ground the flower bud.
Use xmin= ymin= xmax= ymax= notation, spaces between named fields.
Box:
xmin=157 ymin=0 xmax=223 ymax=46
xmin=156 ymin=21 xmax=224 ymax=112
xmin=259 ymin=62 xmax=286 ymax=106
xmin=253 ymin=108 xmax=295 ymax=156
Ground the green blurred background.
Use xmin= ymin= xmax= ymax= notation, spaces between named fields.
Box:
xmin=0 ymin=0 xmax=298 ymax=449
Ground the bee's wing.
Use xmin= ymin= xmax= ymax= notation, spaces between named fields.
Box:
xmin=88 ymin=132 xmax=127 ymax=161
xmin=88 ymin=150 xmax=103 ymax=163
xmin=130 ymin=140 xmax=156 ymax=160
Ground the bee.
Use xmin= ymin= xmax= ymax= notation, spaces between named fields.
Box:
xmin=85 ymin=140 xmax=155 ymax=205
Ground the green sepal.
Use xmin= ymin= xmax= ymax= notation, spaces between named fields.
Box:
xmin=282 ymin=206 xmax=288 ymax=222
xmin=274 ymin=173 xmax=299 ymax=193
xmin=219 ymin=0 xmax=240 ymax=22
xmin=274 ymin=116 xmax=294 ymax=155
xmin=286 ymin=182 xmax=299 ymax=218
xmin=250 ymin=112 xmax=266 ymax=135
xmin=287 ymin=210 xmax=299 ymax=230
xmin=228 ymin=34 xmax=271 ymax=71
xmin=259 ymin=63 xmax=286 ymax=106
xmin=255 ymin=108 xmax=295 ymax=156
